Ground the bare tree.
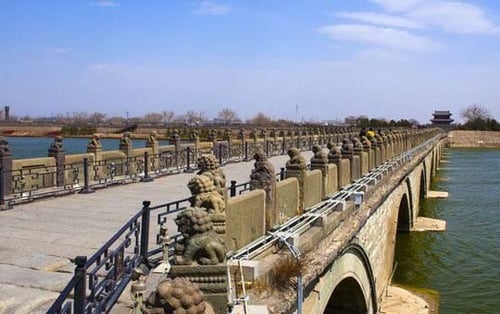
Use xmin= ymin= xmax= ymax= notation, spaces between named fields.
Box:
xmin=175 ymin=111 xmax=207 ymax=126
xmin=90 ymin=112 xmax=106 ymax=124
xmin=142 ymin=112 xmax=164 ymax=125
xmin=162 ymin=111 xmax=175 ymax=125
xmin=71 ymin=112 xmax=90 ymax=123
xmin=247 ymin=112 xmax=273 ymax=126
xmin=217 ymin=108 xmax=238 ymax=124
xmin=108 ymin=116 xmax=126 ymax=125
xmin=461 ymin=104 xmax=491 ymax=122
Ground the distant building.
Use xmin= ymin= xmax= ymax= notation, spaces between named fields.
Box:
xmin=431 ymin=110 xmax=454 ymax=126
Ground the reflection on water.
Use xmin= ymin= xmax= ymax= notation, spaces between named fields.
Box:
xmin=394 ymin=149 xmax=500 ymax=314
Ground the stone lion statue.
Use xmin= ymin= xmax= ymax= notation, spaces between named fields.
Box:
xmin=147 ymin=131 xmax=158 ymax=145
xmin=352 ymin=137 xmax=363 ymax=150
xmin=341 ymin=138 xmax=353 ymax=157
xmin=120 ymin=131 xmax=132 ymax=145
xmin=187 ymin=175 xmax=225 ymax=214
xmin=285 ymin=147 xmax=306 ymax=170
xmin=49 ymin=136 xmax=64 ymax=154
xmin=197 ymin=154 xmax=226 ymax=198
xmin=143 ymin=278 xmax=207 ymax=314
xmin=327 ymin=143 xmax=342 ymax=162
xmin=360 ymin=136 xmax=371 ymax=149
xmin=174 ymin=207 xmax=226 ymax=265
xmin=88 ymin=133 xmax=102 ymax=149
xmin=310 ymin=145 xmax=328 ymax=164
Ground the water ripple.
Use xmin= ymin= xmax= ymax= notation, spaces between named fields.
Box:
xmin=395 ymin=149 xmax=500 ymax=314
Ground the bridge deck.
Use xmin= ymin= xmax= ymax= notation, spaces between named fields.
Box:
xmin=0 ymin=152 xmax=311 ymax=313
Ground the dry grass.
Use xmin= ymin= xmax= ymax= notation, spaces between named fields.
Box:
xmin=268 ymin=255 xmax=304 ymax=289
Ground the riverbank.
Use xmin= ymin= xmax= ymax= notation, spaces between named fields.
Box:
xmin=0 ymin=125 xmax=160 ymax=140
xmin=380 ymin=285 xmax=439 ymax=314
xmin=448 ymin=130 xmax=500 ymax=148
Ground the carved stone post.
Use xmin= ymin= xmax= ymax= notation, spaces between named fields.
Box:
xmin=171 ymin=207 xmax=228 ymax=314
xmin=169 ymin=129 xmax=182 ymax=167
xmin=223 ymin=128 xmax=232 ymax=160
xmin=190 ymin=129 xmax=200 ymax=151
xmin=249 ymin=129 xmax=258 ymax=158
xmin=353 ymin=137 xmax=368 ymax=176
xmin=145 ymin=131 xmax=159 ymax=155
xmin=48 ymin=136 xmax=65 ymax=187
xmin=310 ymin=145 xmax=329 ymax=199
xmin=372 ymin=134 xmax=383 ymax=166
xmin=285 ymin=148 xmax=307 ymax=214
xmin=170 ymin=129 xmax=181 ymax=152
xmin=342 ymin=138 xmax=360 ymax=181
xmin=119 ymin=131 xmax=134 ymax=157
xmin=0 ymin=137 xmax=13 ymax=205
xmin=250 ymin=150 xmax=277 ymax=230
xmin=328 ymin=142 xmax=350 ymax=189
xmin=87 ymin=133 xmax=103 ymax=162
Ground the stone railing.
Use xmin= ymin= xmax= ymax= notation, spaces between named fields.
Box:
xmin=0 ymin=127 xmax=367 ymax=208
xmin=45 ymin=127 xmax=440 ymax=313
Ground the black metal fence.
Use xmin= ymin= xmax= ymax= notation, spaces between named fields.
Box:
xmin=1 ymin=136 xmax=331 ymax=207
xmin=0 ymin=146 xmax=216 ymax=206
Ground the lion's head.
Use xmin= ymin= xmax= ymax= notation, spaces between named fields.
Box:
xmin=175 ymin=207 xmax=214 ymax=237
xmin=197 ymin=154 xmax=219 ymax=171
xmin=187 ymin=175 xmax=216 ymax=195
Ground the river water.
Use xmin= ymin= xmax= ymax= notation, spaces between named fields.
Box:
xmin=394 ymin=148 xmax=500 ymax=314
xmin=5 ymin=136 xmax=170 ymax=159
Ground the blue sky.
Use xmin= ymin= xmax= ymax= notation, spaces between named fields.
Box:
xmin=2 ymin=0 xmax=500 ymax=123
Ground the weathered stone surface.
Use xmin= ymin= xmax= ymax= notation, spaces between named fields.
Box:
xmin=226 ymin=190 xmax=266 ymax=251
xmin=337 ymin=159 xmax=351 ymax=188
xmin=0 ymin=264 xmax=71 ymax=292
xmin=412 ymin=217 xmax=446 ymax=232
xmin=351 ymin=155 xmax=361 ymax=181
xmin=275 ymin=178 xmax=299 ymax=220
xmin=325 ymin=164 xmax=338 ymax=196
xmin=448 ymin=130 xmax=500 ymax=148
xmin=0 ymin=249 xmax=70 ymax=272
xmin=0 ymin=283 xmax=60 ymax=314
xmin=426 ymin=190 xmax=448 ymax=198
xmin=304 ymin=170 xmax=322 ymax=209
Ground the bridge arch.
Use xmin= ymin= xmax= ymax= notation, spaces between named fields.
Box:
xmin=320 ymin=243 xmax=377 ymax=314
xmin=419 ymin=161 xmax=427 ymax=199
xmin=431 ymin=149 xmax=436 ymax=177
xmin=397 ymin=179 xmax=413 ymax=232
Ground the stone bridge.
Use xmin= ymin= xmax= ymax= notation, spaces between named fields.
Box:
xmin=20 ymin=128 xmax=448 ymax=314
xmin=222 ymin=131 xmax=446 ymax=313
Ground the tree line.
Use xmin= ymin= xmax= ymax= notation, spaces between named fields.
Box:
xmin=457 ymin=104 xmax=500 ymax=131
xmin=13 ymin=109 xmax=291 ymax=127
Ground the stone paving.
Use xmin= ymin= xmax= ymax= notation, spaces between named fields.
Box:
xmin=0 ymin=152 xmax=312 ymax=314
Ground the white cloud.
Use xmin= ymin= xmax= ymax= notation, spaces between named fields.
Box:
xmin=335 ymin=11 xmax=425 ymax=29
xmin=319 ymin=24 xmax=438 ymax=52
xmin=92 ymin=1 xmax=119 ymax=7
xmin=407 ymin=2 xmax=500 ymax=34
xmin=369 ymin=0 xmax=425 ymax=13
xmin=195 ymin=1 xmax=231 ymax=16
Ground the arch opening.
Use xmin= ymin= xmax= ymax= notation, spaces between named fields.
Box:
xmin=325 ymin=277 xmax=368 ymax=314
xmin=397 ymin=193 xmax=411 ymax=232
xmin=419 ymin=169 xmax=427 ymax=199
